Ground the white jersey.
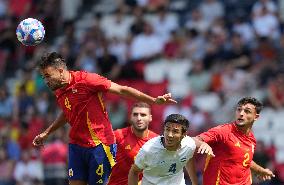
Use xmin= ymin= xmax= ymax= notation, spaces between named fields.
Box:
xmin=135 ymin=136 xmax=196 ymax=185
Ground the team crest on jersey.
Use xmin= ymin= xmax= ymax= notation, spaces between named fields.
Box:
xmin=72 ymin=88 xmax=77 ymax=93
xmin=125 ymin=144 xmax=131 ymax=150
xmin=235 ymin=141 xmax=241 ymax=147
xmin=69 ymin=168 xmax=74 ymax=177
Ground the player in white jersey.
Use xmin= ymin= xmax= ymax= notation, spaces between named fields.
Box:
xmin=128 ymin=114 xmax=214 ymax=185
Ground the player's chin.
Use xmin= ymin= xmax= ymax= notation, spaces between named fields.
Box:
xmin=236 ymin=122 xmax=246 ymax=127
xmin=50 ymin=84 xmax=62 ymax=91
xmin=135 ymin=126 xmax=147 ymax=131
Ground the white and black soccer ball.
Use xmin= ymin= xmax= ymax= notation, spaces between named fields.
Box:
xmin=16 ymin=18 xmax=45 ymax=46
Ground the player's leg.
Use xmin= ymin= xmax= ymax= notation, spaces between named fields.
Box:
xmin=68 ymin=144 xmax=88 ymax=185
xmin=88 ymin=143 xmax=117 ymax=185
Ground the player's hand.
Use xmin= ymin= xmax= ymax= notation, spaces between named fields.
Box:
xmin=32 ymin=132 xmax=48 ymax=147
xmin=197 ymin=142 xmax=215 ymax=157
xmin=155 ymin=93 xmax=177 ymax=104
xmin=256 ymin=168 xmax=275 ymax=181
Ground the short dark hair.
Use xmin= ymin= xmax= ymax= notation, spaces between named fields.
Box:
xmin=164 ymin=114 xmax=189 ymax=133
xmin=38 ymin=52 xmax=67 ymax=70
xmin=131 ymin=102 xmax=151 ymax=114
xmin=237 ymin=97 xmax=263 ymax=114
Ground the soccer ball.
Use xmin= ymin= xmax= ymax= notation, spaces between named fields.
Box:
xmin=16 ymin=18 xmax=45 ymax=46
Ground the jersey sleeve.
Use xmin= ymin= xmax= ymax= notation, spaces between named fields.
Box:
xmin=114 ymin=129 xmax=123 ymax=143
xmin=85 ymin=72 xmax=111 ymax=92
xmin=197 ymin=125 xmax=228 ymax=144
xmin=134 ymin=147 xmax=148 ymax=170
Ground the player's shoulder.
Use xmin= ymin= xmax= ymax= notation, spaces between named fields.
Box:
xmin=114 ymin=127 xmax=130 ymax=140
xmin=148 ymin=130 xmax=158 ymax=138
xmin=72 ymin=70 xmax=86 ymax=77
xmin=181 ymin=136 xmax=196 ymax=148
xmin=212 ymin=122 xmax=235 ymax=132
xmin=74 ymin=70 xmax=103 ymax=81
xmin=141 ymin=135 xmax=162 ymax=152
xmin=217 ymin=122 xmax=233 ymax=128
xmin=200 ymin=122 xmax=233 ymax=138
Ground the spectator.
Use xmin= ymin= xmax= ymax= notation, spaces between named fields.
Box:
xmin=199 ymin=0 xmax=224 ymax=26
xmin=14 ymin=149 xmax=44 ymax=185
xmin=0 ymin=147 xmax=14 ymax=185
xmin=130 ymin=22 xmax=164 ymax=60
xmin=40 ymin=133 xmax=68 ymax=185
xmin=148 ymin=6 xmax=179 ymax=42
xmin=0 ymin=86 xmax=14 ymax=118
xmin=267 ymin=73 xmax=284 ymax=109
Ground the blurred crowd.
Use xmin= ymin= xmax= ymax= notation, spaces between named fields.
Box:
xmin=0 ymin=0 xmax=284 ymax=184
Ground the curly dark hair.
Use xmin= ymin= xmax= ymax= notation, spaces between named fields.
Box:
xmin=38 ymin=52 xmax=67 ymax=70
xmin=164 ymin=114 xmax=189 ymax=133
xmin=237 ymin=97 xmax=263 ymax=114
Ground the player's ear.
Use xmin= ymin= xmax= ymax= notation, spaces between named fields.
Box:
xmin=254 ymin=113 xmax=260 ymax=121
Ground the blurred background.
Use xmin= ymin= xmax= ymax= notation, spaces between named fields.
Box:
xmin=0 ymin=0 xmax=283 ymax=184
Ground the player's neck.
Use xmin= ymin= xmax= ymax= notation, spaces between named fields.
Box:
xmin=236 ymin=124 xmax=252 ymax=135
xmin=131 ymin=126 xmax=149 ymax=138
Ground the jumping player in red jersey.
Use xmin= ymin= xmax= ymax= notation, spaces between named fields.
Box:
xmin=32 ymin=52 xmax=177 ymax=185
xmin=196 ymin=97 xmax=274 ymax=185
xmin=108 ymin=102 xmax=158 ymax=185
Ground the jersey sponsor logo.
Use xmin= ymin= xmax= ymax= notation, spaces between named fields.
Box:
xmin=235 ymin=141 xmax=241 ymax=147
xmin=125 ymin=144 xmax=131 ymax=150
xmin=69 ymin=168 xmax=73 ymax=177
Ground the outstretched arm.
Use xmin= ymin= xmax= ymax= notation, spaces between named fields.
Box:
xmin=33 ymin=112 xmax=67 ymax=146
xmin=128 ymin=164 xmax=143 ymax=185
xmin=108 ymin=82 xmax=177 ymax=105
xmin=251 ymin=161 xmax=275 ymax=181
xmin=193 ymin=137 xmax=215 ymax=157
xmin=185 ymin=157 xmax=198 ymax=185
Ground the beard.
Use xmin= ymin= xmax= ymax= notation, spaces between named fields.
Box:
xmin=48 ymin=82 xmax=63 ymax=91
xmin=236 ymin=123 xmax=246 ymax=127
xmin=132 ymin=123 xmax=148 ymax=132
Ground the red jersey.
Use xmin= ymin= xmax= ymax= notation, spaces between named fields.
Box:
xmin=55 ymin=71 xmax=115 ymax=147
xmin=108 ymin=127 xmax=157 ymax=185
xmin=198 ymin=122 xmax=256 ymax=185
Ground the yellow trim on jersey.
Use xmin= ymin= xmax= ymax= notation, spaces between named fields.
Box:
xmin=86 ymin=112 xmax=101 ymax=145
xmin=106 ymin=171 xmax=113 ymax=185
xmin=204 ymin=154 xmax=212 ymax=172
xmin=215 ymin=169 xmax=221 ymax=185
xmin=102 ymin=144 xmax=116 ymax=168
xmin=97 ymin=92 xmax=106 ymax=113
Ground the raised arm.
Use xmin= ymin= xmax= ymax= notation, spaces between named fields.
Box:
xmin=251 ymin=161 xmax=275 ymax=181
xmin=108 ymin=82 xmax=177 ymax=105
xmin=128 ymin=164 xmax=143 ymax=185
xmin=33 ymin=112 xmax=67 ymax=146
xmin=185 ymin=157 xmax=198 ymax=185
